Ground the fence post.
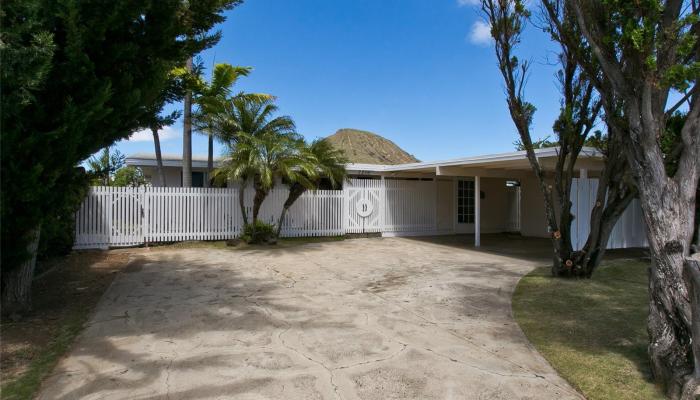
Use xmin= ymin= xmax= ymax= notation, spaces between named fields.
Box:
xmin=342 ymin=182 xmax=348 ymax=234
xmin=380 ymin=176 xmax=386 ymax=233
xmin=107 ymin=186 xmax=113 ymax=245
xmin=141 ymin=186 xmax=148 ymax=245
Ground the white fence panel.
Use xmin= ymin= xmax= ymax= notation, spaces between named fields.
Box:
xmin=383 ymin=179 xmax=436 ymax=233
xmin=74 ymin=186 xmax=344 ymax=249
xmin=570 ymin=178 xmax=648 ymax=250
xmin=281 ymin=190 xmax=344 ymax=237
xmin=74 ymin=187 xmax=112 ymax=249
xmin=145 ymin=187 xmax=241 ymax=242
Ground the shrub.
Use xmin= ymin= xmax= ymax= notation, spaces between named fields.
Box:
xmin=112 ymin=166 xmax=146 ymax=187
xmin=241 ymin=221 xmax=276 ymax=244
xmin=37 ymin=168 xmax=90 ymax=264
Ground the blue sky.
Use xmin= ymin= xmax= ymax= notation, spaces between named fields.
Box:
xmin=116 ymin=0 xmax=563 ymax=162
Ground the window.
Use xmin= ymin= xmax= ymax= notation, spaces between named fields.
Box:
xmin=191 ymin=172 xmax=205 ymax=187
xmin=457 ymin=180 xmax=475 ymax=223
xmin=180 ymin=171 xmax=206 ymax=187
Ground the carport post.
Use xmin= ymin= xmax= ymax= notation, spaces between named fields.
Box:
xmin=475 ymin=175 xmax=481 ymax=247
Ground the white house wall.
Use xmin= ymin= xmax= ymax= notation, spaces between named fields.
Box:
xmin=519 ymin=175 xmax=550 ymax=238
xmin=436 ymin=179 xmax=454 ymax=232
xmin=141 ymin=166 xmax=209 ymax=187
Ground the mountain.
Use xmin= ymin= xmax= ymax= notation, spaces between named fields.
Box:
xmin=324 ymin=129 xmax=419 ymax=165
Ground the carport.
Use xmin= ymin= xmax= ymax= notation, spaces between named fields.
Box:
xmin=344 ymin=147 xmax=645 ymax=250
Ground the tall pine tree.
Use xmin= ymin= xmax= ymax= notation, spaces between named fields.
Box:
xmin=1 ymin=0 xmax=242 ymax=314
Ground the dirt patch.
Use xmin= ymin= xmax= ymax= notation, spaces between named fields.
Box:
xmin=367 ymin=273 xmax=409 ymax=293
xmin=0 ymin=249 xmax=134 ymax=389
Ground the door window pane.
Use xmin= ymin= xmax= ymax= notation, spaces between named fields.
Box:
xmin=457 ymin=180 xmax=474 ymax=223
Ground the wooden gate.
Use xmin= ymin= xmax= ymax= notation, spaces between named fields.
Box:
xmin=345 ymin=178 xmax=383 ymax=234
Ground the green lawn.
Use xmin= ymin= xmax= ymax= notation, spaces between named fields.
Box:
xmin=1 ymin=252 xmax=130 ymax=400
xmin=1 ymin=312 xmax=88 ymax=400
xmin=512 ymin=259 xmax=666 ymax=400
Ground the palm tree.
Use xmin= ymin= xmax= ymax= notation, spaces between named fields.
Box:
xmin=276 ymin=139 xmax=347 ymax=237
xmin=140 ymin=69 xmax=184 ymax=187
xmin=193 ymin=63 xmax=257 ymax=185
xmin=213 ymin=97 xmax=305 ymax=224
xmin=182 ymin=56 xmax=194 ymax=187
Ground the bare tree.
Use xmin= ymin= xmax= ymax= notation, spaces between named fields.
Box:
xmin=540 ymin=0 xmax=638 ymax=274
xmin=568 ymin=0 xmax=699 ymax=397
xmin=482 ymin=0 xmax=615 ymax=277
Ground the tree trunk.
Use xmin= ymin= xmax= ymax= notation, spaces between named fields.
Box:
xmin=182 ymin=56 xmax=193 ymax=188
xmin=238 ymin=183 xmax=248 ymax=226
xmin=681 ymin=258 xmax=700 ymax=399
xmin=276 ymin=183 xmax=307 ymax=238
xmin=646 ymin=206 xmax=697 ymax=399
xmin=151 ymin=126 xmax=166 ymax=187
xmin=562 ymin=1 xmax=699 ymax=393
xmin=276 ymin=207 xmax=289 ymax=239
xmin=577 ymin=146 xmax=636 ymax=275
xmin=1 ymin=226 xmax=41 ymax=316
xmin=694 ymin=183 xmax=700 ymax=253
xmin=206 ymin=133 xmax=214 ymax=188
xmin=625 ymin=107 xmax=699 ymax=399
xmin=251 ymin=178 xmax=269 ymax=223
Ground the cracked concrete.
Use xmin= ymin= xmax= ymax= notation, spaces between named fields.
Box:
xmin=37 ymin=235 xmax=583 ymax=399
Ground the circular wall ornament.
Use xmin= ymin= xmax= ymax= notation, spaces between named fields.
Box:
xmin=355 ymin=199 xmax=374 ymax=217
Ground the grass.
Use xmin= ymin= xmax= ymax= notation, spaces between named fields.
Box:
xmin=512 ymin=258 xmax=665 ymax=400
xmin=1 ymin=251 xmax=130 ymax=400
xmin=1 ymin=312 xmax=88 ymax=400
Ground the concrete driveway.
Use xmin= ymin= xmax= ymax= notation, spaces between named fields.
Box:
xmin=38 ymin=236 xmax=582 ymax=400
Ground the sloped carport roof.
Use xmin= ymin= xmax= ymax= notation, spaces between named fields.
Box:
xmin=346 ymin=147 xmax=604 ymax=178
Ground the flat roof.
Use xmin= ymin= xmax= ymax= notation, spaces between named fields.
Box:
xmin=127 ymin=147 xmax=604 ymax=176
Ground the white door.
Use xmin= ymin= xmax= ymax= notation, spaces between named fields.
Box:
xmin=345 ymin=178 xmax=383 ymax=233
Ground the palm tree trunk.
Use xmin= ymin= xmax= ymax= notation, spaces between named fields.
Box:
xmin=1 ymin=225 xmax=41 ymax=316
xmin=182 ymin=56 xmax=193 ymax=188
xmin=252 ymin=178 xmax=270 ymax=223
xmin=252 ymin=189 xmax=267 ymax=223
xmin=238 ymin=183 xmax=248 ymax=225
xmin=151 ymin=126 xmax=166 ymax=187
xmin=276 ymin=207 xmax=289 ymax=238
xmin=276 ymin=183 xmax=307 ymax=238
xmin=206 ymin=133 xmax=214 ymax=188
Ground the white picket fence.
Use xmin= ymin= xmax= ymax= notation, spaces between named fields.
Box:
xmin=384 ymin=179 xmax=436 ymax=233
xmin=74 ymin=177 xmax=648 ymax=250
xmin=74 ymin=186 xmax=343 ymax=249
xmin=570 ymin=178 xmax=648 ymax=250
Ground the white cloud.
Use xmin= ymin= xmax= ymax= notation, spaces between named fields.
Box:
xmin=127 ymin=125 xmax=181 ymax=142
xmin=457 ymin=0 xmax=480 ymax=6
xmin=468 ymin=20 xmax=493 ymax=46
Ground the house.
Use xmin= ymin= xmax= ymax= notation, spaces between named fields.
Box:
xmin=124 ymin=147 xmax=647 ymax=249
xmin=125 ymin=153 xmax=225 ymax=187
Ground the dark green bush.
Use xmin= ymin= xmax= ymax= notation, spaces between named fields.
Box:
xmin=38 ymin=167 xmax=90 ymax=263
xmin=241 ymin=221 xmax=276 ymax=244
